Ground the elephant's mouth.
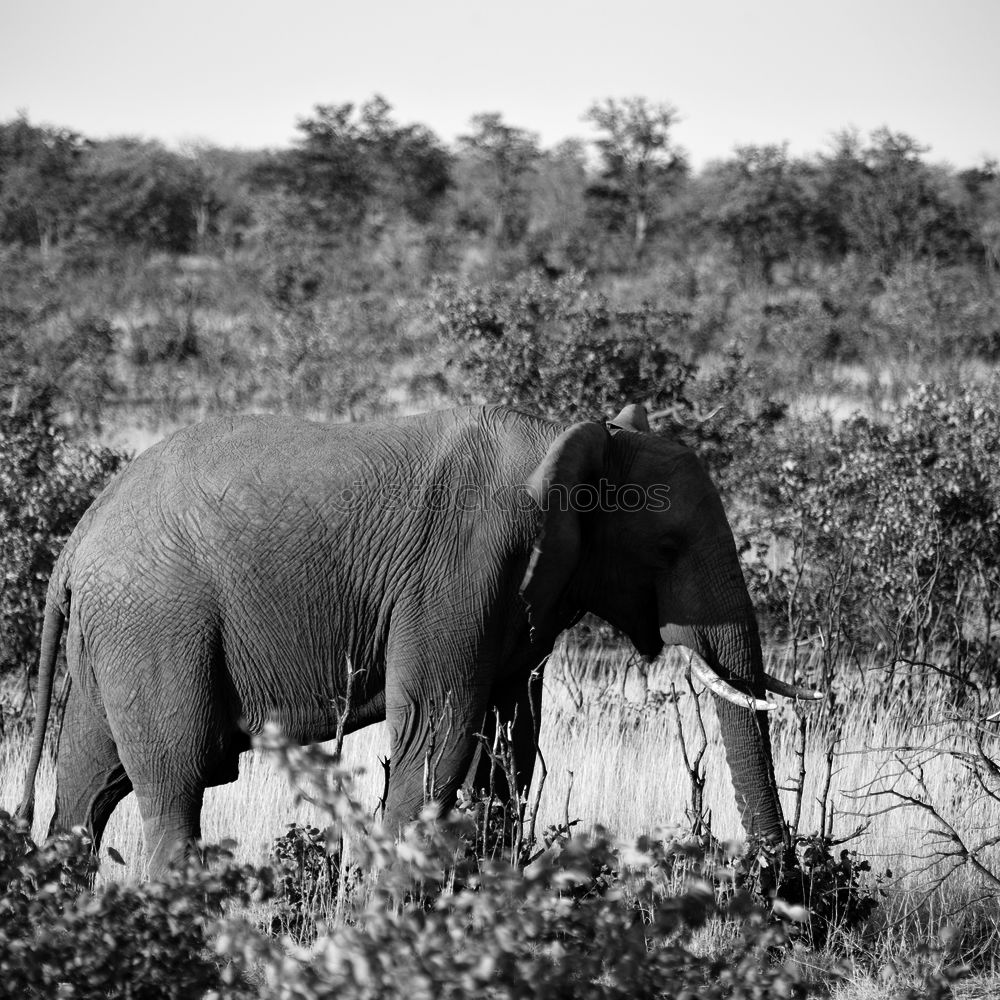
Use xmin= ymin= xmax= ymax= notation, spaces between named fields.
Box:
xmin=635 ymin=634 xmax=664 ymax=660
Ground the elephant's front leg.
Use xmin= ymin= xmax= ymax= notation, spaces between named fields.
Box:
xmin=471 ymin=665 xmax=545 ymax=803
xmin=381 ymin=632 xmax=492 ymax=832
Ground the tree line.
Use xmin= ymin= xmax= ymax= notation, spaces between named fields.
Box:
xmin=2 ymin=96 xmax=997 ymax=285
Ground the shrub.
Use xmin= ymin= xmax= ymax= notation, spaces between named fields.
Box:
xmin=0 ymin=810 xmax=272 ymax=999
xmin=869 ymin=261 xmax=1000 ymax=362
xmin=3 ymin=731 xmax=963 ymax=998
xmin=213 ymin=732 xmax=813 ymax=1000
xmin=429 ymin=273 xmax=789 ymax=494
xmin=780 ymin=835 xmax=884 ymax=949
xmin=1 ymin=293 xmax=120 ymax=425
xmin=268 ymin=823 xmax=354 ymax=943
xmin=430 ymin=271 xmax=695 ymax=422
xmin=746 ymin=380 xmax=1000 ymax=689
xmin=0 ymin=411 xmax=126 ymax=679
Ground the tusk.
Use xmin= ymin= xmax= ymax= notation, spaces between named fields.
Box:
xmin=763 ymin=672 xmax=823 ymax=701
xmin=687 ymin=653 xmax=776 ymax=712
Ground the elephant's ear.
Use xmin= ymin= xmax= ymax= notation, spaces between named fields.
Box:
xmin=520 ymin=421 xmax=608 ymax=636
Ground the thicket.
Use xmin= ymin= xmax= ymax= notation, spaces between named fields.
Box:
xmin=1 ymin=104 xmax=998 ymax=417
xmin=740 ymin=381 xmax=1000 ymax=695
xmin=431 ymin=270 xmax=696 ymax=419
xmin=4 ymin=733 xmax=966 ymax=1000
xmin=0 ymin=411 xmax=125 ymax=685
xmin=2 ymin=289 xmax=997 ymax=709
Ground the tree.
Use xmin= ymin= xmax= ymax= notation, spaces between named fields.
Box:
xmin=701 ymin=144 xmax=819 ymax=284
xmin=0 ymin=114 xmax=88 ymax=253
xmin=455 ymin=113 xmax=540 ymax=245
xmin=523 ymin=140 xmax=592 ymax=272
xmin=955 ymin=160 xmax=1000 ymax=273
xmin=76 ymin=138 xmax=207 ymax=253
xmin=180 ymin=143 xmax=262 ymax=253
xmin=256 ymin=95 xmax=451 ymax=242
xmin=584 ymin=97 xmax=687 ymax=259
xmin=352 ymin=95 xmax=452 ymax=225
xmin=820 ymin=128 xmax=975 ymax=273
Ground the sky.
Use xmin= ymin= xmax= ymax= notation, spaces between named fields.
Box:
xmin=2 ymin=0 xmax=998 ymax=170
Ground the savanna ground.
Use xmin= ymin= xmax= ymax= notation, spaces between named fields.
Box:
xmin=3 ymin=102 xmax=1000 ymax=996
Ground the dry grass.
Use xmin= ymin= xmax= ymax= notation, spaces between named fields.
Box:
xmin=3 ymin=639 xmax=1000 ymax=995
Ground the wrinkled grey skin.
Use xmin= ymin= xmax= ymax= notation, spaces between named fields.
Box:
xmin=18 ymin=404 xmax=785 ymax=875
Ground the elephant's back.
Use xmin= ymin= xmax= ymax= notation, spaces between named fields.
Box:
xmin=124 ymin=408 xmax=508 ymax=473
xmin=116 ymin=407 xmax=550 ymax=498
xmin=61 ymin=405 xmax=554 ymax=590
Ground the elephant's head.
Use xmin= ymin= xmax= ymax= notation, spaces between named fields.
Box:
xmin=521 ymin=403 xmax=812 ymax=847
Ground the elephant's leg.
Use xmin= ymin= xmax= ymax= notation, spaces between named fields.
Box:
xmin=50 ymin=683 xmax=133 ymax=853
xmin=132 ymin=780 xmax=205 ymax=879
xmin=472 ymin=669 xmax=544 ymax=802
xmin=96 ymin=625 xmax=228 ymax=877
xmin=112 ymin=703 xmax=216 ymax=878
xmin=382 ymin=661 xmax=490 ymax=833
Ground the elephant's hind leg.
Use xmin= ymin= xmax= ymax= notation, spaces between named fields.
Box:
xmin=132 ymin=781 xmax=206 ymax=879
xmin=50 ymin=682 xmax=133 ymax=854
xmin=115 ymin=729 xmax=213 ymax=878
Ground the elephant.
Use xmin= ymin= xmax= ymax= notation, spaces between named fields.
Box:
xmin=18 ymin=403 xmax=813 ymax=876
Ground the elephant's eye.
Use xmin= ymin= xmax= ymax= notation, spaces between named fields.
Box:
xmin=657 ymin=537 xmax=679 ymax=561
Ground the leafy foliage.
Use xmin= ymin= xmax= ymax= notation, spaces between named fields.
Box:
xmin=76 ymin=138 xmax=214 ymax=254
xmin=701 ymin=144 xmax=825 ymax=284
xmin=220 ymin=734 xmax=815 ymax=1000
xmin=780 ymin=835 xmax=884 ymax=949
xmin=744 ymin=381 xmax=1000 ymax=688
xmin=820 ymin=128 xmax=977 ymax=273
xmin=256 ymin=95 xmax=452 ymax=242
xmin=0 ymin=730 xmax=972 ymax=998
xmin=456 ymin=113 xmax=540 ymax=245
xmin=0 ymin=810 xmax=272 ymax=999
xmin=0 ymin=303 xmax=120 ymax=424
xmin=431 ymin=271 xmax=694 ymax=421
xmin=268 ymin=823 xmax=354 ymax=943
xmin=0 ymin=115 xmax=88 ymax=250
xmin=0 ymin=412 xmax=125 ymax=678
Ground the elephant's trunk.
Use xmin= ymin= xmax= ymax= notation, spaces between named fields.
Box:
xmin=663 ymin=618 xmax=786 ymax=846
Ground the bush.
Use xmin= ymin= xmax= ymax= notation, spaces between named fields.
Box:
xmin=1 ymin=290 xmax=120 ymax=425
xmin=745 ymin=380 xmax=1000 ymax=688
xmin=0 ymin=810 xmax=272 ymax=999
xmin=214 ymin=733 xmax=813 ymax=1000
xmin=268 ymin=822 xmax=356 ymax=942
xmin=780 ymin=834 xmax=884 ymax=949
xmin=0 ymin=412 xmax=125 ymax=679
xmin=430 ymin=271 xmax=695 ymax=421
xmin=3 ymin=730 xmax=971 ymax=998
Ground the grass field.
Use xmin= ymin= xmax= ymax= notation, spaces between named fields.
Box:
xmin=3 ymin=640 xmax=999 ymax=996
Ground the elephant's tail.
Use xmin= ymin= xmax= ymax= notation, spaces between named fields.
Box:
xmin=15 ymin=596 xmax=66 ymax=827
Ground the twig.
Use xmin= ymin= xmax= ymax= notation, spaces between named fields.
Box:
xmin=790 ymin=709 xmax=809 ymax=837
xmin=375 ymin=756 xmax=390 ymax=821
xmin=817 ymin=735 xmax=840 ymax=840
xmin=672 ymin=673 xmax=709 ymax=838
xmin=526 ymin=665 xmax=547 ymax=857
xmin=564 ymin=769 xmax=575 ymax=838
